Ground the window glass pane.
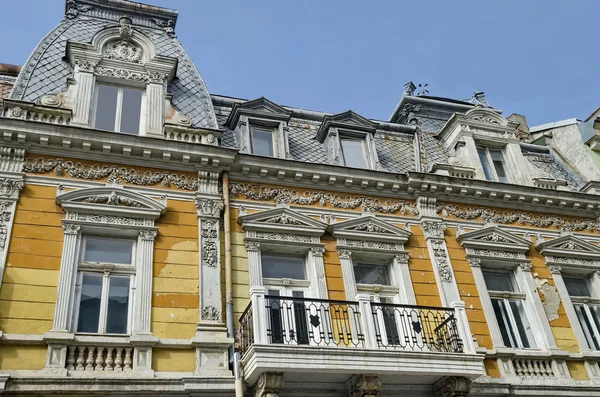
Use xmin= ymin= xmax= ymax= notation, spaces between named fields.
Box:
xmin=354 ymin=263 xmax=390 ymax=285
xmin=261 ymin=254 xmax=306 ymax=279
xmin=119 ymin=88 xmax=142 ymax=135
xmin=477 ymin=147 xmax=495 ymax=181
xmin=84 ymin=237 xmax=133 ymax=264
xmin=77 ymin=273 xmax=103 ymax=333
xmin=589 ymin=305 xmax=600 ymax=350
xmin=105 ymin=276 xmax=130 ymax=334
xmin=482 ymin=270 xmax=515 ymax=292
xmin=564 ymin=277 xmax=591 ymax=297
xmin=575 ymin=304 xmax=599 ymax=350
xmin=492 ymin=298 xmax=515 ymax=347
xmin=490 ymin=150 xmax=508 ymax=182
xmin=341 ymin=139 xmax=366 ymax=169
xmin=509 ymin=300 xmax=535 ymax=348
xmin=251 ymin=127 xmax=274 ymax=157
xmin=95 ymin=84 xmax=118 ymax=131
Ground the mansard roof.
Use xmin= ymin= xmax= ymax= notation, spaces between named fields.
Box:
xmin=10 ymin=0 xmax=218 ymax=129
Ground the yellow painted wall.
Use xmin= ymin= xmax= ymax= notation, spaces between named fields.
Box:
xmin=152 ymin=348 xmax=196 ymax=372
xmin=0 ymin=345 xmax=47 ymax=370
xmin=152 ymin=199 xmax=199 ymax=339
xmin=0 ymin=184 xmax=62 ymax=334
xmin=406 ymin=226 xmax=442 ymax=307
xmin=528 ymin=242 xmax=581 ymax=353
xmin=567 ymin=361 xmax=590 ymax=380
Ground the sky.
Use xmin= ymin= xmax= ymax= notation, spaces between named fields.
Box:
xmin=0 ymin=0 xmax=598 ymax=127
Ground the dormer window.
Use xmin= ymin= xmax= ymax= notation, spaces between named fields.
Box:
xmin=477 ymin=146 xmax=508 ymax=182
xmin=340 ymin=137 xmax=367 ymax=169
xmin=250 ymin=125 xmax=275 ymax=157
xmin=93 ymin=84 xmax=143 ymax=135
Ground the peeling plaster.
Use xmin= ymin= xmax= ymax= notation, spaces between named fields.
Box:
xmin=535 ymin=275 xmax=560 ymax=321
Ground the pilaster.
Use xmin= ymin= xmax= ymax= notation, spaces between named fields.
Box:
xmin=133 ymin=230 xmax=157 ymax=335
xmin=310 ymin=246 xmax=328 ymax=299
xmin=347 ymin=374 xmax=382 ymax=397
xmin=145 ymin=82 xmax=165 ymax=137
xmin=338 ymin=249 xmax=357 ymax=300
xmin=0 ymin=174 xmax=24 ymax=288
xmin=52 ymin=223 xmax=82 ymax=332
xmin=71 ymin=66 xmax=96 ymax=127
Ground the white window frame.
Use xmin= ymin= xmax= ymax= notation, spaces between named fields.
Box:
xmin=476 ymin=145 xmax=509 ymax=183
xmin=72 ymin=236 xmax=137 ymax=335
xmin=563 ymin=275 xmax=600 ymax=350
xmin=92 ymin=82 xmax=146 ymax=135
xmin=483 ymin=268 xmax=536 ymax=349
xmin=249 ymin=124 xmax=277 ymax=157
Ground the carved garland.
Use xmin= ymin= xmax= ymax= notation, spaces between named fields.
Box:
xmin=230 ymin=183 xmax=419 ymax=215
xmin=438 ymin=204 xmax=600 ymax=233
xmin=433 ymin=240 xmax=453 ymax=283
xmin=23 ymin=158 xmax=198 ymax=191
xmin=201 ymin=220 xmax=218 ymax=268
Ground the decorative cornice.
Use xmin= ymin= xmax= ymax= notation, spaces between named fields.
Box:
xmin=230 ymin=182 xmax=418 ymax=215
xmin=24 ymin=158 xmax=198 ymax=191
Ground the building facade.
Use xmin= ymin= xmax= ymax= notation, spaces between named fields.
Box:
xmin=1 ymin=1 xmax=600 ymax=396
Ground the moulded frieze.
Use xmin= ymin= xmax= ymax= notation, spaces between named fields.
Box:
xmin=94 ymin=66 xmax=166 ymax=84
xmin=23 ymin=158 xmax=198 ymax=191
xmin=465 ymin=248 xmax=525 ymax=260
xmin=245 ymin=231 xmax=316 ymax=244
xmin=343 ymin=239 xmax=402 ymax=251
xmin=229 ymin=182 xmax=418 ymax=215
xmin=438 ymin=204 xmax=600 ymax=232
xmin=66 ymin=212 xmax=150 ymax=227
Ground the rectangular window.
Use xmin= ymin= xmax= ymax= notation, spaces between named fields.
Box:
xmin=75 ymin=237 xmax=134 ymax=335
xmin=477 ymin=147 xmax=508 ymax=183
xmin=564 ymin=276 xmax=600 ymax=350
xmin=340 ymin=138 xmax=367 ymax=169
xmin=261 ymin=253 xmax=306 ymax=280
xmin=250 ymin=126 xmax=275 ymax=157
xmin=483 ymin=269 xmax=535 ymax=348
xmin=354 ymin=263 xmax=390 ymax=285
xmin=94 ymin=84 xmax=143 ymax=135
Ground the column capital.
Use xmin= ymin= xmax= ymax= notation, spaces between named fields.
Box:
xmin=519 ymin=262 xmax=532 ymax=272
xmin=310 ymin=246 xmax=325 ymax=257
xmin=433 ymin=376 xmax=471 ymax=397
xmin=195 ymin=197 xmax=224 ymax=218
xmin=548 ymin=264 xmax=562 ymax=274
xmin=62 ymin=223 xmax=81 ymax=235
xmin=421 ymin=219 xmax=447 ymax=240
xmin=245 ymin=240 xmax=261 ymax=252
xmin=467 ymin=257 xmax=481 ymax=268
xmin=347 ymin=374 xmax=382 ymax=397
xmin=337 ymin=249 xmax=352 ymax=260
xmin=394 ymin=253 xmax=409 ymax=264
xmin=139 ymin=230 xmax=157 ymax=241
xmin=254 ymin=372 xmax=284 ymax=397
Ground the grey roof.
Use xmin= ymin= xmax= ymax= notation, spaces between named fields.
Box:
xmin=523 ymin=151 xmax=584 ymax=190
xmin=10 ymin=1 xmax=217 ymax=129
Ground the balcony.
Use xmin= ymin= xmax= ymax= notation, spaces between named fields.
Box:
xmin=237 ymin=295 xmax=484 ymax=392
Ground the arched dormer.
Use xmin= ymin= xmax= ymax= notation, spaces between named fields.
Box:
xmin=65 ymin=17 xmax=178 ymax=137
xmin=436 ymin=106 xmax=533 ymax=186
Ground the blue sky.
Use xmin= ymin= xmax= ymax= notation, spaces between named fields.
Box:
xmin=1 ymin=0 xmax=597 ymax=127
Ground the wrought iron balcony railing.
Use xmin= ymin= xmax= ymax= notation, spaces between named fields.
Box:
xmin=237 ymin=295 xmax=464 ymax=356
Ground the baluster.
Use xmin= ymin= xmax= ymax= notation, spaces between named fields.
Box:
xmin=532 ymin=360 xmax=541 ymax=377
xmin=124 ymin=347 xmax=132 ymax=371
xmin=85 ymin=347 xmax=95 ymax=371
xmin=76 ymin=346 xmax=85 ymax=371
xmin=541 ymin=360 xmax=550 ymax=377
xmin=66 ymin=345 xmax=76 ymax=371
xmin=526 ymin=360 xmax=534 ymax=377
xmin=114 ymin=347 xmax=123 ymax=372
xmin=514 ymin=359 xmax=523 ymax=376
xmin=94 ymin=347 xmax=105 ymax=371
xmin=545 ymin=360 xmax=554 ymax=377
xmin=104 ymin=347 xmax=114 ymax=371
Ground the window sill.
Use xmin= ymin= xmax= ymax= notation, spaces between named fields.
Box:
xmin=485 ymin=346 xmax=571 ymax=359
xmin=73 ymin=334 xmax=131 ymax=345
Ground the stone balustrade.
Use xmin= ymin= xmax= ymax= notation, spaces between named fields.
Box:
xmin=4 ymin=99 xmax=72 ymax=125
xmin=512 ymin=358 xmax=554 ymax=378
xmin=66 ymin=345 xmax=133 ymax=372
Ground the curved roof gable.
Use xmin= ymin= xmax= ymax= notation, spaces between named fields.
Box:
xmin=10 ymin=0 xmax=218 ymax=129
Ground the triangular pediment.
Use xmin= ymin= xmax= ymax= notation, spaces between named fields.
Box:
xmin=536 ymin=233 xmax=600 ymax=261
xmin=238 ymin=207 xmax=327 ymax=236
xmin=328 ymin=215 xmax=411 ymax=244
xmin=56 ymin=186 xmax=166 ymax=220
xmin=456 ymin=224 xmax=531 ymax=253
xmin=225 ymin=97 xmax=292 ymax=127
xmin=315 ymin=110 xmax=376 ymax=142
